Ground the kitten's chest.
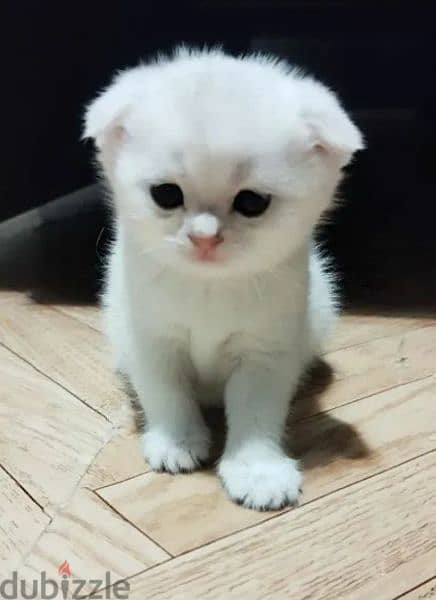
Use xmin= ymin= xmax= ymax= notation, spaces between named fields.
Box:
xmin=145 ymin=273 xmax=304 ymax=382
xmin=190 ymin=333 xmax=226 ymax=386
xmin=183 ymin=294 xmax=243 ymax=383
xmin=151 ymin=284 xmax=263 ymax=381
xmin=168 ymin=285 xmax=296 ymax=383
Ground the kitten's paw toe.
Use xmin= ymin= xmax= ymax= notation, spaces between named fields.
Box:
xmin=219 ymin=455 xmax=302 ymax=511
xmin=143 ymin=429 xmax=210 ymax=474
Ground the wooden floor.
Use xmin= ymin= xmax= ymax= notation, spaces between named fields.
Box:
xmin=1 ymin=288 xmax=435 ymax=599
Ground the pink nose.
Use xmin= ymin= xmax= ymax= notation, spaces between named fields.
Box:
xmin=189 ymin=234 xmax=223 ymax=260
xmin=189 ymin=234 xmax=223 ymax=253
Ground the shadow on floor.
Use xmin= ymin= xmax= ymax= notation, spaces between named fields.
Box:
xmin=120 ymin=358 xmax=370 ymax=475
xmin=2 ymin=184 xmax=434 ymax=480
xmin=290 ymin=359 xmax=370 ymax=470
xmin=1 ymin=203 xmax=430 ymax=476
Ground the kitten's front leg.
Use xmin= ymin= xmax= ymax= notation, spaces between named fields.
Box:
xmin=219 ymin=357 xmax=302 ymax=510
xmin=129 ymin=338 xmax=210 ymax=473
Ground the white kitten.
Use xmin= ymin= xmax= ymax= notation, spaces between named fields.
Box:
xmin=84 ymin=48 xmax=363 ymax=510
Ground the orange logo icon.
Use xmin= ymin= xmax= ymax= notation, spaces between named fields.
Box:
xmin=58 ymin=560 xmax=72 ymax=577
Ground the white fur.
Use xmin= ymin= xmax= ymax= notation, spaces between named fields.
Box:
xmin=190 ymin=213 xmax=220 ymax=237
xmin=84 ymin=48 xmax=363 ymax=510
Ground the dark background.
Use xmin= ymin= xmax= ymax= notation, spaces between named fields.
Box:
xmin=1 ymin=1 xmax=435 ymax=309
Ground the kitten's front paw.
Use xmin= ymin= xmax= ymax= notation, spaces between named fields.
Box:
xmin=218 ymin=453 xmax=302 ymax=511
xmin=143 ymin=429 xmax=210 ymax=474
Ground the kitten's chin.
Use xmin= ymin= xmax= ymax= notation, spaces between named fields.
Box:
xmin=189 ymin=252 xmax=223 ymax=265
xmin=182 ymin=246 xmax=229 ymax=269
xmin=185 ymin=254 xmax=230 ymax=276
xmin=148 ymin=244 xmax=269 ymax=280
xmin=163 ymin=250 xmax=240 ymax=280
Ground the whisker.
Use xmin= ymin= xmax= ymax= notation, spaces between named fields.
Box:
xmin=138 ymin=244 xmax=168 ymax=257
xmin=251 ymin=275 xmax=263 ymax=302
xmin=164 ymin=235 xmax=188 ymax=248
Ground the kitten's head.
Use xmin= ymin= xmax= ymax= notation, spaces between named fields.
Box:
xmin=84 ymin=48 xmax=363 ymax=279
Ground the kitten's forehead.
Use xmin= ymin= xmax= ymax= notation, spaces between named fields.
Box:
xmin=127 ymin=103 xmax=297 ymax=199
xmin=177 ymin=151 xmax=252 ymax=187
xmin=170 ymin=150 xmax=254 ymax=208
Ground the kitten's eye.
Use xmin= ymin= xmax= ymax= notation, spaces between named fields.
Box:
xmin=150 ymin=183 xmax=184 ymax=209
xmin=232 ymin=190 xmax=271 ymax=218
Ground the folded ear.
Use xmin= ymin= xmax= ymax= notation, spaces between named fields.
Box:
xmin=300 ymin=78 xmax=364 ymax=167
xmin=83 ymin=69 xmax=141 ymax=150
